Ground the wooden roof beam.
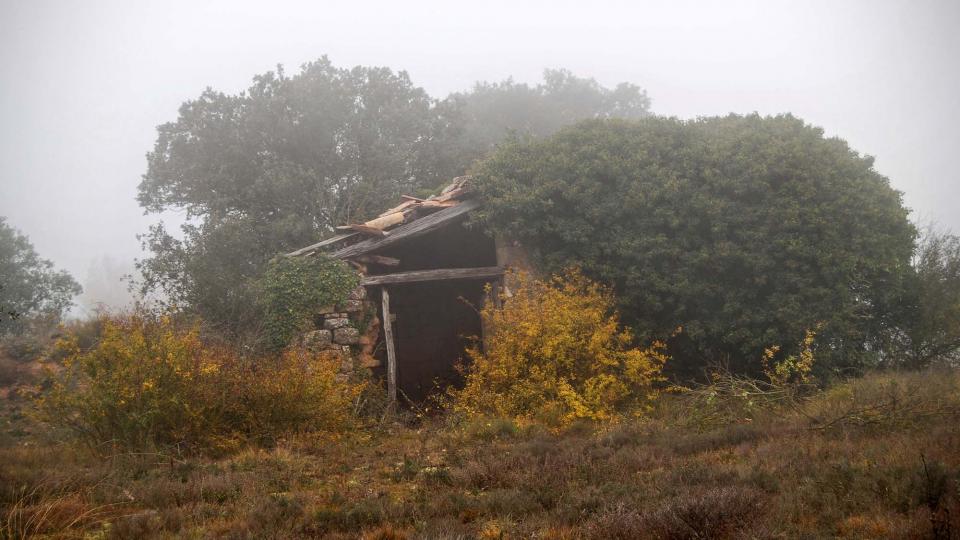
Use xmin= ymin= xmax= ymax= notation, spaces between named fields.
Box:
xmin=332 ymin=198 xmax=480 ymax=259
xmin=285 ymin=231 xmax=360 ymax=257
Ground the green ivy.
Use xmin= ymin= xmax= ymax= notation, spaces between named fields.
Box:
xmin=257 ymin=255 xmax=359 ymax=351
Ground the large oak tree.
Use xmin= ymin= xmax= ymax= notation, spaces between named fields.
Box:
xmin=137 ymin=57 xmax=650 ymax=336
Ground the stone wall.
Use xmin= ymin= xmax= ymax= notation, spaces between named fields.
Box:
xmin=300 ymin=285 xmax=381 ymax=381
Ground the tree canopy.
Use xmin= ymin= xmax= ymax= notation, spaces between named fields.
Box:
xmin=137 ymin=57 xmax=650 ymax=336
xmin=472 ymin=115 xmax=917 ymax=376
xmin=444 ymin=69 xmax=650 ymax=168
xmin=0 ymin=217 xmax=81 ymax=336
xmin=891 ymin=227 xmax=960 ymax=368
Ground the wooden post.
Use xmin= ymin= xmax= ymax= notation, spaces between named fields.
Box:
xmin=381 ymin=287 xmax=398 ymax=403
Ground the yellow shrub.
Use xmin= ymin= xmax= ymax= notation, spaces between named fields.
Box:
xmin=37 ymin=313 xmax=363 ymax=453
xmin=762 ymin=325 xmax=819 ymax=386
xmin=453 ymin=269 xmax=666 ymax=426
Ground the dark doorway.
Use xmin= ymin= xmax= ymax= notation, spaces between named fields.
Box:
xmin=386 ymin=279 xmax=486 ymax=401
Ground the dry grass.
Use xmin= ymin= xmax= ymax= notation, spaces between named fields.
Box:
xmin=1 ymin=368 xmax=959 ymax=538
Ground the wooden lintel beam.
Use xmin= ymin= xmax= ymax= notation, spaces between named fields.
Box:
xmin=361 ymin=266 xmax=504 ymax=286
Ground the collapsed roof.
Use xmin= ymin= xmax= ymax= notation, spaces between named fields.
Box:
xmin=286 ymin=176 xmax=480 ymax=261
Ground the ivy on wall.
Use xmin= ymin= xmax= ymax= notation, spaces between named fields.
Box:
xmin=257 ymin=255 xmax=359 ymax=351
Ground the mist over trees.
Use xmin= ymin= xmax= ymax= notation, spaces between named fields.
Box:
xmin=444 ymin=70 xmax=650 ymax=168
xmin=76 ymin=256 xmax=136 ymax=315
xmin=0 ymin=217 xmax=81 ymax=336
xmin=136 ymin=57 xmax=651 ymax=335
xmin=473 ymin=116 xmax=918 ymax=376
xmin=134 ymin=55 xmax=959 ymax=374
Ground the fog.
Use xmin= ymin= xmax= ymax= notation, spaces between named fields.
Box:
xmin=1 ymin=0 xmax=958 ymax=312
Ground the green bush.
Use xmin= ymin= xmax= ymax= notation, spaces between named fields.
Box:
xmin=473 ymin=115 xmax=916 ymax=377
xmin=257 ymin=255 xmax=359 ymax=351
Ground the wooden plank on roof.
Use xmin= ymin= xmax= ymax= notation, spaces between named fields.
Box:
xmin=332 ymin=198 xmax=480 ymax=259
xmin=345 ymin=224 xmax=388 ymax=237
xmin=363 ymin=211 xmax=405 ymax=230
xmin=434 ymin=187 xmax=469 ymax=202
xmin=285 ymin=232 xmax=360 ymax=257
xmin=377 ymin=199 xmax=417 ymax=218
xmin=418 ymin=200 xmax=459 ymax=209
xmin=361 ymin=266 xmax=504 ymax=286
xmin=337 ymin=211 xmax=405 ymax=233
xmin=354 ymin=254 xmax=401 ymax=266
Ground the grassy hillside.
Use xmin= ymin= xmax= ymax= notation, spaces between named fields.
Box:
xmin=2 ymin=369 xmax=959 ymax=539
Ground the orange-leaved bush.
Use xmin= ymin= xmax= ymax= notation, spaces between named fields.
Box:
xmin=37 ymin=313 xmax=363 ymax=454
xmin=453 ymin=269 xmax=667 ymax=426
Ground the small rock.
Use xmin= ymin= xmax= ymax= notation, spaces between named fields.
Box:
xmin=323 ymin=317 xmax=350 ymax=330
xmin=333 ymin=327 xmax=360 ymax=345
xmin=303 ymin=329 xmax=332 ymax=350
xmin=317 ymin=305 xmax=336 ymax=315
xmin=339 ymin=356 xmax=354 ymax=372
xmin=359 ymin=355 xmax=381 ymax=368
xmin=339 ymin=299 xmax=364 ymax=312
xmin=348 ymin=286 xmax=367 ymax=301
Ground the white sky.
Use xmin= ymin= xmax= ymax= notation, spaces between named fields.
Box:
xmin=1 ymin=0 xmax=958 ymax=309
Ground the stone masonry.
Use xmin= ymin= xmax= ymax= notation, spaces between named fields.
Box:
xmin=301 ymin=284 xmax=381 ymax=380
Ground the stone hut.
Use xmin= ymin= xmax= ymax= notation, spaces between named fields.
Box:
xmin=287 ymin=176 xmax=530 ymax=402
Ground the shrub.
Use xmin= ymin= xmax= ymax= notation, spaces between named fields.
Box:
xmin=762 ymin=326 xmax=819 ymax=386
xmin=891 ymin=227 xmax=960 ymax=368
xmin=802 ymin=369 xmax=960 ymax=432
xmin=0 ymin=355 xmax=20 ymax=387
xmin=669 ymin=373 xmax=791 ymax=430
xmin=453 ymin=269 xmax=666 ymax=426
xmin=473 ymin=115 xmax=917 ymax=376
xmin=585 ymin=487 xmax=764 ymax=539
xmin=461 ymin=416 xmax=520 ymax=441
xmin=0 ymin=313 xmax=65 ymax=364
xmin=246 ymin=492 xmax=306 ymax=536
xmin=37 ymin=313 xmax=363 ymax=453
xmin=257 ymin=255 xmax=359 ymax=351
